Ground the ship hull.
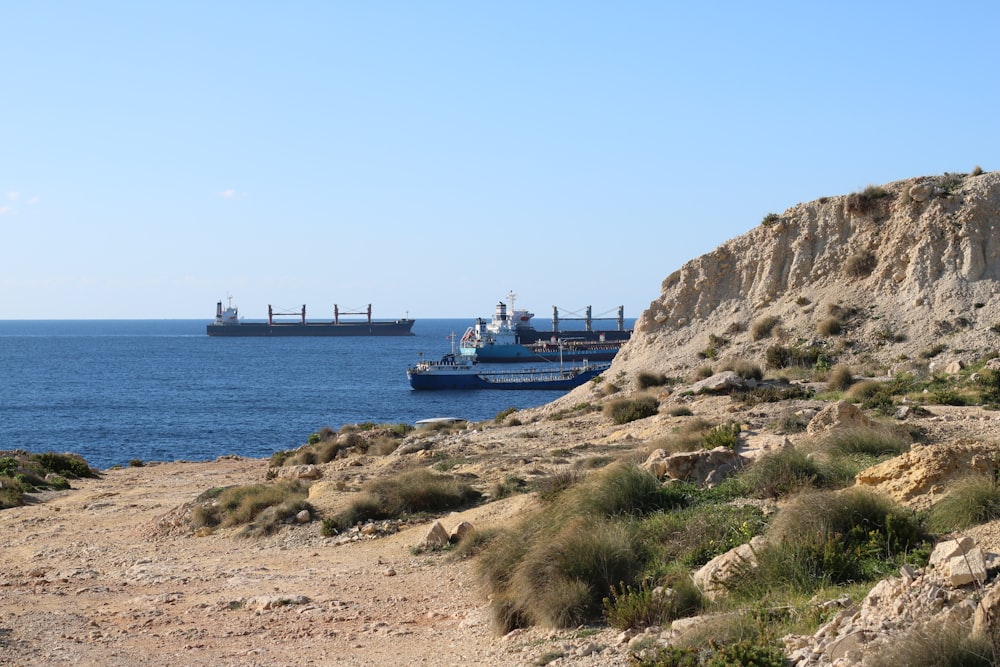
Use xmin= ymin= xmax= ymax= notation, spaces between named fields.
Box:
xmin=407 ymin=364 xmax=607 ymax=390
xmin=206 ymin=320 xmax=415 ymax=337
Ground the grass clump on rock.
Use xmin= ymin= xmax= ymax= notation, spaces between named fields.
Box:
xmin=479 ymin=463 xmax=698 ymax=632
xmin=325 ymin=468 xmax=481 ymax=533
xmin=726 ymin=489 xmax=930 ymax=599
xmin=191 ymin=479 xmax=313 ymax=538
xmin=927 ymin=474 xmax=1000 ymax=533
xmin=604 ymin=394 xmax=659 ymax=424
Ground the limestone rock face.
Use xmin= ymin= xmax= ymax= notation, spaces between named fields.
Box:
xmin=560 ymin=170 xmax=1000 ymax=399
xmin=855 ymin=440 xmax=999 ymax=510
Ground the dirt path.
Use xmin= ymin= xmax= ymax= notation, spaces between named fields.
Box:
xmin=1 ymin=457 xmax=620 ymax=667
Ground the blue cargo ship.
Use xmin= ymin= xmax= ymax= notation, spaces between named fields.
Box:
xmin=406 ymin=353 xmax=609 ymax=390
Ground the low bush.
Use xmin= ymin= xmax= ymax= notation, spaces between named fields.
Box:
xmin=826 ymin=364 xmax=854 ymax=391
xmin=604 ymin=394 xmax=659 ymax=424
xmin=328 ymin=468 xmax=481 ymax=531
xmin=603 ymin=572 xmax=702 ymax=630
xmin=637 ymin=372 xmax=671 ymax=389
xmin=818 ymin=317 xmax=842 ymax=336
xmin=703 ymin=421 xmax=741 ymax=449
xmin=732 ymin=383 xmax=814 ymax=406
xmin=0 ymin=476 xmax=26 ymax=509
xmin=927 ymin=474 xmax=1000 ymax=532
xmin=764 ymin=344 xmax=828 ymax=370
xmin=864 ymin=622 xmax=996 ymax=667
xmin=846 ymin=185 xmax=889 ymax=216
xmin=735 ymin=448 xmax=830 ymax=498
xmin=818 ymin=426 xmax=910 ymax=458
xmin=720 ymin=359 xmax=763 ymax=382
xmin=479 ymin=463 xmax=697 ymax=631
xmin=634 ymin=641 xmax=788 ymax=667
xmin=751 ymin=316 xmax=781 ymax=341
xmin=191 ymin=480 xmax=312 ymax=537
xmin=727 ymin=489 xmax=930 ymax=599
xmin=494 ymin=407 xmax=519 ymax=424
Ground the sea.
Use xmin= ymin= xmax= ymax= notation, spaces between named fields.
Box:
xmin=0 ymin=318 xmax=632 ymax=470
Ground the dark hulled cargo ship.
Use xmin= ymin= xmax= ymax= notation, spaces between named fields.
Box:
xmin=206 ymin=299 xmax=414 ymax=336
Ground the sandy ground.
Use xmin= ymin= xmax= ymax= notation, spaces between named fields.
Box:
xmin=0 ymin=454 xmax=628 ymax=667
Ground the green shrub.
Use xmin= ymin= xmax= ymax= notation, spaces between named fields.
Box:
xmin=604 ymin=395 xmax=659 ymax=424
xmin=31 ymin=452 xmax=96 ymax=479
xmin=751 ymin=316 xmax=780 ymax=341
xmin=761 ymin=213 xmax=780 ymax=226
xmin=632 ymin=640 xmax=787 ymax=667
xmin=329 ymin=468 xmax=481 ymax=531
xmin=736 ymin=448 xmax=829 ymax=498
xmin=480 ymin=463 xmax=697 ymax=631
xmin=728 ymin=489 xmax=930 ymax=598
xmin=976 ymin=369 xmax=1000 ymax=407
xmin=703 ymin=421 xmax=741 ymax=449
xmin=764 ymin=344 xmax=827 ymax=369
xmin=732 ymin=384 xmax=814 ymax=406
xmin=603 ymin=573 xmax=702 ymax=630
xmin=191 ymin=480 xmax=313 ymax=537
xmin=495 ymin=407 xmax=519 ymax=423
xmin=0 ymin=476 xmax=26 ymax=509
xmin=819 ymin=426 xmax=910 ymax=458
xmin=667 ymin=406 xmax=694 ymax=417
xmin=927 ymin=475 xmax=1000 ymax=532
xmin=638 ymin=501 xmax=767 ymax=570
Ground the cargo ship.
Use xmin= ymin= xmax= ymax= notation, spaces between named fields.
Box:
xmin=406 ymin=352 xmax=609 ymax=390
xmin=206 ymin=299 xmax=414 ymax=337
xmin=459 ymin=293 xmax=630 ymax=362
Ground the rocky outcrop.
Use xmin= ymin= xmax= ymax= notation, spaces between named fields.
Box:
xmin=785 ymin=537 xmax=1000 ymax=666
xmin=578 ymin=170 xmax=1000 ymax=392
xmin=855 ymin=440 xmax=1000 ymax=510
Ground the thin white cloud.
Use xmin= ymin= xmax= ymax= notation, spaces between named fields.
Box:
xmin=220 ymin=189 xmax=242 ymax=199
xmin=0 ymin=205 xmax=14 ymax=216
xmin=26 ymin=197 xmax=39 ymax=205
xmin=6 ymin=191 xmax=20 ymax=201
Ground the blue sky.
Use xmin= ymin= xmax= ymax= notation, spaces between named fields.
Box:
xmin=2 ymin=2 xmax=997 ymax=320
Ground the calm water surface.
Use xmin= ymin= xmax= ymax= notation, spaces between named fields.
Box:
xmin=0 ymin=319 xmax=625 ymax=470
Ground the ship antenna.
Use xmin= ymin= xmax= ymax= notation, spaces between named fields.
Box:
xmin=508 ymin=290 xmax=516 ymax=312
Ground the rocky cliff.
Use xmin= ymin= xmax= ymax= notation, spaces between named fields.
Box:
xmin=612 ymin=169 xmax=1000 ymax=381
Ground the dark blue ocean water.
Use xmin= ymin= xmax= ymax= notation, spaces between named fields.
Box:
xmin=0 ymin=319 xmax=628 ymax=470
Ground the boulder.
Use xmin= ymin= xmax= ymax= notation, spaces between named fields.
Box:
xmin=806 ymin=401 xmax=871 ymax=436
xmin=856 ymin=441 xmax=998 ymax=510
xmin=421 ymin=520 xmax=451 ymax=549
xmin=274 ymin=464 xmax=322 ymax=480
xmin=642 ymin=447 xmax=744 ymax=486
xmin=450 ymin=521 xmax=475 ymax=543
xmin=690 ymin=371 xmax=746 ymax=394
xmin=692 ymin=536 xmax=765 ymax=599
